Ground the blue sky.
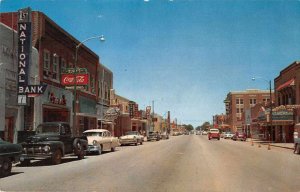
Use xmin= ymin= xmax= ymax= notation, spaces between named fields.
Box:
xmin=1 ymin=0 xmax=300 ymax=126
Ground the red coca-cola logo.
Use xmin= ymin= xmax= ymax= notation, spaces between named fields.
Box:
xmin=61 ymin=74 xmax=89 ymax=86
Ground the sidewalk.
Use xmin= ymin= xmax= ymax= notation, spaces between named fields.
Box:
xmin=247 ymin=139 xmax=294 ymax=150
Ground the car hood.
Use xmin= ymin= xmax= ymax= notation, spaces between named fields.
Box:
xmin=86 ymin=136 xmax=105 ymax=144
xmin=25 ymin=134 xmax=60 ymax=143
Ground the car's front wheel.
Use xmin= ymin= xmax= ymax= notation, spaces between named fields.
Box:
xmin=51 ymin=149 xmax=62 ymax=165
xmin=0 ymin=157 xmax=12 ymax=177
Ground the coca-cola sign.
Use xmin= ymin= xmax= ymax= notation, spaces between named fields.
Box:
xmin=61 ymin=74 xmax=89 ymax=86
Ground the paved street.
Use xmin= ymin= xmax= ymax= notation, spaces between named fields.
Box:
xmin=1 ymin=135 xmax=300 ymax=192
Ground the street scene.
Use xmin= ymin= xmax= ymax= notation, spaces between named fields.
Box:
xmin=1 ymin=0 xmax=300 ymax=192
xmin=1 ymin=135 xmax=299 ymax=192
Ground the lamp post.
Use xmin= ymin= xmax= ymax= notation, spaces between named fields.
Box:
xmin=252 ymin=77 xmax=273 ymax=150
xmin=73 ymin=35 xmax=105 ymax=136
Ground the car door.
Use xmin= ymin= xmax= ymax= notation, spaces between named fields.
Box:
xmin=102 ymin=131 xmax=110 ymax=150
xmin=60 ymin=124 xmax=73 ymax=154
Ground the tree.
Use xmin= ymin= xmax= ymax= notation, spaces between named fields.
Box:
xmin=184 ymin=124 xmax=194 ymax=132
xmin=201 ymin=121 xmax=211 ymax=131
xmin=195 ymin=126 xmax=201 ymax=131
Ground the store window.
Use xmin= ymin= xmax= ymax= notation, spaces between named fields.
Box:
xmin=43 ymin=50 xmax=50 ymax=78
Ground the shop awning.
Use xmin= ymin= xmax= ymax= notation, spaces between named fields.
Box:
xmin=276 ymin=78 xmax=295 ymax=91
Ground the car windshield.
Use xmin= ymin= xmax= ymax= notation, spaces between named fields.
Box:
xmin=36 ymin=124 xmax=60 ymax=134
xmin=84 ymin=132 xmax=102 ymax=137
xmin=125 ymin=131 xmax=138 ymax=135
xmin=210 ymin=129 xmax=219 ymax=133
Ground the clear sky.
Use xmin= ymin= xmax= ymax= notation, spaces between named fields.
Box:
xmin=1 ymin=0 xmax=300 ymax=127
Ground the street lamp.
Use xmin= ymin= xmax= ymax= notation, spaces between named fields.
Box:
xmin=252 ymin=77 xmax=273 ymax=150
xmin=73 ymin=35 xmax=105 ymax=136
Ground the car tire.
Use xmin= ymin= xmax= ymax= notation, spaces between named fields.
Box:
xmin=140 ymin=140 xmax=143 ymax=145
xmin=0 ymin=158 xmax=12 ymax=177
xmin=111 ymin=146 xmax=115 ymax=152
xmin=135 ymin=141 xmax=138 ymax=146
xmin=20 ymin=159 xmax=30 ymax=167
xmin=73 ymin=138 xmax=82 ymax=155
xmin=97 ymin=144 xmax=102 ymax=155
xmin=51 ymin=149 xmax=62 ymax=165
xmin=295 ymin=144 xmax=300 ymax=154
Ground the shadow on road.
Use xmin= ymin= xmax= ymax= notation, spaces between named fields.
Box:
xmin=16 ymin=157 xmax=86 ymax=167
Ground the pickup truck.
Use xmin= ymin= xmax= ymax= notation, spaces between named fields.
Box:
xmin=0 ymin=138 xmax=22 ymax=177
xmin=20 ymin=122 xmax=88 ymax=165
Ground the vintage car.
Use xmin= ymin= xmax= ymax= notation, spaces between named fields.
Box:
xmin=148 ymin=131 xmax=161 ymax=141
xmin=223 ymin=132 xmax=234 ymax=139
xmin=208 ymin=129 xmax=220 ymax=140
xmin=20 ymin=122 xmax=88 ymax=165
xmin=0 ymin=138 xmax=22 ymax=177
xmin=119 ymin=131 xmax=144 ymax=146
xmin=232 ymin=132 xmax=247 ymax=141
xmin=83 ymin=129 xmax=120 ymax=155
xmin=161 ymin=132 xmax=170 ymax=139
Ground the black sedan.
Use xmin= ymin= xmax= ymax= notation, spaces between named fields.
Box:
xmin=0 ymin=138 xmax=22 ymax=177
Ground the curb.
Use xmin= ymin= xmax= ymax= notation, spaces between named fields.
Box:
xmin=247 ymin=140 xmax=294 ymax=150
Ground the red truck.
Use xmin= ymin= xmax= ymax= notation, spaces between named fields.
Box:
xmin=208 ymin=129 xmax=220 ymax=140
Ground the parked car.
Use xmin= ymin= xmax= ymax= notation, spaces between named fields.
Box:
xmin=148 ymin=131 xmax=161 ymax=141
xmin=202 ymin=131 xmax=208 ymax=135
xmin=20 ymin=122 xmax=88 ymax=165
xmin=83 ymin=129 xmax=120 ymax=154
xmin=161 ymin=132 xmax=170 ymax=139
xmin=119 ymin=131 xmax=144 ymax=146
xmin=0 ymin=138 xmax=22 ymax=177
xmin=208 ymin=129 xmax=220 ymax=140
xmin=232 ymin=132 xmax=247 ymax=141
xmin=223 ymin=132 xmax=234 ymax=139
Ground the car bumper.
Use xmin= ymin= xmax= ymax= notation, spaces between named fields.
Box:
xmin=120 ymin=139 xmax=137 ymax=145
xmin=87 ymin=145 xmax=101 ymax=153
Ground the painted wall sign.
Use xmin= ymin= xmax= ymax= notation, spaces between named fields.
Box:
xmin=61 ymin=73 xmax=89 ymax=86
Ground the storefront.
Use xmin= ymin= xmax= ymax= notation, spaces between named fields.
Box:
xmin=0 ymin=23 xmax=39 ymax=143
xmin=76 ymin=96 xmax=98 ymax=135
xmin=256 ymin=106 xmax=294 ymax=142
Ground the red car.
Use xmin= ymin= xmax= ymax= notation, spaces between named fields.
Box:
xmin=208 ymin=129 xmax=220 ymax=140
xmin=232 ymin=132 xmax=247 ymax=141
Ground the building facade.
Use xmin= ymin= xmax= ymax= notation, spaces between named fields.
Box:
xmin=0 ymin=23 xmax=39 ymax=143
xmin=274 ymin=61 xmax=300 ymax=143
xmin=224 ymin=89 xmax=274 ymax=133
xmin=1 ymin=9 xmax=112 ymax=138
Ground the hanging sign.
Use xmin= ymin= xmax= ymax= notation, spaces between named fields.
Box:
xmin=17 ymin=7 xmax=47 ymax=105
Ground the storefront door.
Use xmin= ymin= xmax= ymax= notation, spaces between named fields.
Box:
xmin=5 ymin=117 xmax=14 ymax=143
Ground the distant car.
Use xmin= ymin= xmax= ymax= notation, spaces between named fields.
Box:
xmin=173 ymin=132 xmax=180 ymax=136
xmin=208 ymin=129 xmax=220 ymax=140
xmin=196 ymin=131 xmax=201 ymax=135
xmin=0 ymin=138 xmax=22 ymax=177
xmin=223 ymin=132 xmax=234 ymax=139
xmin=202 ymin=131 xmax=208 ymax=135
xmin=83 ymin=129 xmax=120 ymax=155
xmin=161 ymin=132 xmax=169 ymax=139
xmin=148 ymin=131 xmax=161 ymax=141
xmin=119 ymin=131 xmax=144 ymax=146
xmin=232 ymin=132 xmax=247 ymax=141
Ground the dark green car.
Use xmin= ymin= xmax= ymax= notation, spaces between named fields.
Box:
xmin=0 ymin=138 xmax=22 ymax=177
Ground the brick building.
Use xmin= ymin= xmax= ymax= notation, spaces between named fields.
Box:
xmin=274 ymin=61 xmax=300 ymax=142
xmin=1 ymin=9 xmax=112 ymax=137
xmin=224 ymin=89 xmax=274 ymax=133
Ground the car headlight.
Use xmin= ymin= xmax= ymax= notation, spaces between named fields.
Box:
xmin=93 ymin=140 xmax=98 ymax=145
xmin=43 ymin=145 xmax=50 ymax=153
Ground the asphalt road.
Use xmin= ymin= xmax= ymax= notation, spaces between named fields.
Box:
xmin=1 ymin=135 xmax=300 ymax=192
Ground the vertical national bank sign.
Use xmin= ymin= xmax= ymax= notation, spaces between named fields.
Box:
xmin=17 ymin=7 xmax=46 ymax=105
